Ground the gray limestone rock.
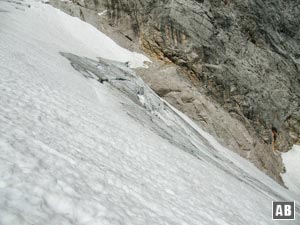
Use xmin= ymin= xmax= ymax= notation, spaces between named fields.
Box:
xmin=50 ymin=0 xmax=300 ymax=185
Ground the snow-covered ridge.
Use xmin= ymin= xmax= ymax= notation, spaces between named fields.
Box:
xmin=0 ymin=0 xmax=149 ymax=68
xmin=0 ymin=0 xmax=299 ymax=224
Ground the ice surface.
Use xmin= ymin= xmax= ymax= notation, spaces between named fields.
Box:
xmin=0 ymin=0 xmax=299 ymax=224
xmin=282 ymin=145 xmax=300 ymax=195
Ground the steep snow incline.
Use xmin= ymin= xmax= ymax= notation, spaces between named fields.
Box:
xmin=282 ymin=145 xmax=300 ymax=195
xmin=0 ymin=0 xmax=149 ymax=68
xmin=0 ymin=0 xmax=299 ymax=225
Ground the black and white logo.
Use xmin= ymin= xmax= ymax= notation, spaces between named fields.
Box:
xmin=272 ymin=201 xmax=295 ymax=220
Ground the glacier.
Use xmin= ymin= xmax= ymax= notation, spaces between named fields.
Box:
xmin=0 ymin=0 xmax=299 ymax=224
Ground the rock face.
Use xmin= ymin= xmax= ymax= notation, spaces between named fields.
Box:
xmin=50 ymin=0 xmax=300 ymax=184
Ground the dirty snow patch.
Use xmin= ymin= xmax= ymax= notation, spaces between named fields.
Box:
xmin=282 ymin=145 xmax=300 ymax=195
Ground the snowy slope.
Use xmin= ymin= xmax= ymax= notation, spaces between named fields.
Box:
xmin=282 ymin=145 xmax=300 ymax=195
xmin=0 ymin=0 xmax=299 ymax=225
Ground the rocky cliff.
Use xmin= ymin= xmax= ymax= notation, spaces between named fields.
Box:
xmin=50 ymin=0 xmax=300 ymax=184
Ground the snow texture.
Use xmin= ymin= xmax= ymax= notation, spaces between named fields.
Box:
xmin=0 ymin=0 xmax=299 ymax=224
xmin=282 ymin=145 xmax=300 ymax=195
